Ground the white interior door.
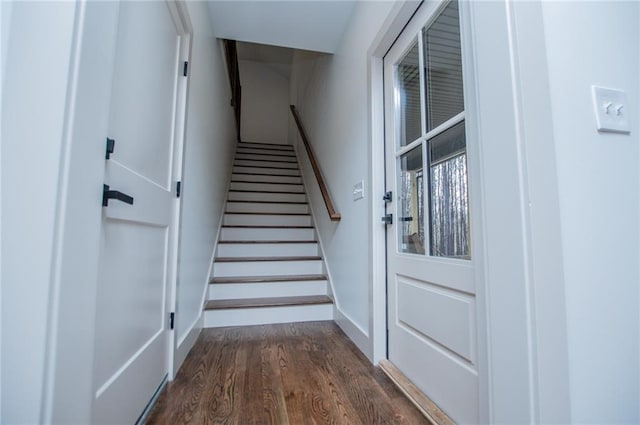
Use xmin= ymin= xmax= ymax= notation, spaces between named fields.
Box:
xmin=384 ymin=1 xmax=480 ymax=423
xmin=92 ymin=2 xmax=182 ymax=423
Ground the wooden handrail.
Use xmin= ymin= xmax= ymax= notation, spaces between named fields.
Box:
xmin=289 ymin=105 xmax=341 ymax=222
xmin=222 ymin=39 xmax=242 ymax=142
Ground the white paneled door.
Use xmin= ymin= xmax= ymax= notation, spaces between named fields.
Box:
xmin=92 ymin=2 xmax=183 ymax=423
xmin=384 ymin=1 xmax=480 ymax=423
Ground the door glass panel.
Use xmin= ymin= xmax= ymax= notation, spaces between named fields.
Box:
xmin=423 ymin=1 xmax=464 ymax=131
xmin=428 ymin=122 xmax=470 ymax=259
xmin=396 ymin=41 xmax=422 ymax=147
xmin=398 ymin=146 xmax=425 ymax=254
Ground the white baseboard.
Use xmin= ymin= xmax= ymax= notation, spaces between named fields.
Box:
xmin=174 ymin=314 xmax=202 ymax=375
xmin=334 ymin=307 xmax=371 ymax=361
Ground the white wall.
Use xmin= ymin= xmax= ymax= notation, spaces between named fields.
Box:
xmin=541 ymin=2 xmax=639 ymax=422
xmin=289 ymin=1 xmax=396 ymax=354
xmin=1 ymin=1 xmax=12 ymax=85
xmin=175 ymin=0 xmax=236 ymax=367
xmin=240 ymin=60 xmax=290 ymax=144
xmin=0 ymin=1 xmax=9 ymax=417
xmin=1 ymin=2 xmax=78 ymax=423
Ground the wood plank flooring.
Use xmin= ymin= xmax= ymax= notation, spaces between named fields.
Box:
xmin=145 ymin=322 xmax=430 ymax=425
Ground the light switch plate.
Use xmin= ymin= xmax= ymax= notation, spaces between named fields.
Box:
xmin=353 ymin=180 xmax=364 ymax=201
xmin=591 ymin=86 xmax=630 ymax=134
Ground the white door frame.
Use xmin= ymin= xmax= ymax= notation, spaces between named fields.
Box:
xmin=41 ymin=1 xmax=193 ymax=423
xmin=367 ymin=0 xmax=422 ymax=368
xmin=165 ymin=0 xmax=193 ymax=381
xmin=367 ymin=1 xmax=571 ymax=423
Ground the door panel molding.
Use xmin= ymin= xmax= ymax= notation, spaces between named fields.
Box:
xmin=397 ymin=277 xmax=476 ymax=363
xmin=393 ymin=255 xmax=474 ymax=294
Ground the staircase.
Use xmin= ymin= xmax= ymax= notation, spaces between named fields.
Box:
xmin=203 ymin=141 xmax=334 ymax=327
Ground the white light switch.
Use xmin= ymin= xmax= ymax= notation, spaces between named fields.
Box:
xmin=353 ymin=180 xmax=364 ymax=201
xmin=592 ymin=86 xmax=630 ymax=134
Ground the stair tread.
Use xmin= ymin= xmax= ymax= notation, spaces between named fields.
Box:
xmin=222 ymin=225 xmax=313 ymax=229
xmin=224 ymin=212 xmax=310 ymax=216
xmin=210 ymin=274 xmax=327 ymax=284
xmin=205 ymin=295 xmax=332 ymax=310
xmin=218 ymin=240 xmax=317 ymax=244
xmin=235 ymin=151 xmax=296 ymax=158
xmin=235 ymin=158 xmax=298 ymax=163
xmin=215 ymin=256 xmax=322 ymax=263
xmin=227 ymin=200 xmax=307 ymax=205
xmin=229 ymin=189 xmax=304 ymax=194
xmin=236 ymin=156 xmax=298 ymax=163
xmin=234 ymin=164 xmax=300 ymax=171
xmin=230 ymin=180 xmax=303 ymax=186
xmin=239 ymin=141 xmax=294 ymax=149
xmin=237 ymin=146 xmax=295 ymax=151
xmin=232 ymin=172 xmax=301 ymax=177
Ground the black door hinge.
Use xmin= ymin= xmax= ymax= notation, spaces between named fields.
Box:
xmin=183 ymin=61 xmax=188 ymax=77
xmin=169 ymin=312 xmax=175 ymax=330
xmin=176 ymin=181 xmax=181 ymax=198
xmin=382 ymin=191 xmax=392 ymax=202
xmin=105 ymin=137 xmax=115 ymax=159
xmin=381 ymin=214 xmax=393 ymax=225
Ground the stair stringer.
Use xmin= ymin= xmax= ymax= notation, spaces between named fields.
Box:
xmin=292 ymin=141 xmax=370 ymax=356
xmin=196 ymin=141 xmax=242 ymax=318
xmin=291 ymin=143 xmax=336 ymax=302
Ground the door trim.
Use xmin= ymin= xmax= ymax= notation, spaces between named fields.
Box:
xmin=367 ymin=0 xmax=421 ymax=367
xmin=164 ymin=0 xmax=193 ymax=381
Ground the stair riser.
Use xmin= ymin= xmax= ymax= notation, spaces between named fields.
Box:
xmin=235 ymin=160 xmax=299 ymax=170
xmin=232 ymin=174 xmax=302 ymax=184
xmin=229 ymin=182 xmax=304 ymax=193
xmin=220 ymin=227 xmax=315 ymax=241
xmin=233 ymin=166 xmax=300 ymax=176
xmin=226 ymin=202 xmax=308 ymax=214
xmin=235 ymin=153 xmax=297 ymax=163
xmin=223 ymin=214 xmax=312 ymax=226
xmin=217 ymin=242 xmax=319 ymax=257
xmin=214 ymin=260 xmax=323 ymax=277
xmin=236 ymin=148 xmax=296 ymax=157
xmin=209 ymin=281 xmax=327 ymax=300
xmin=203 ymin=304 xmax=333 ymax=327
xmin=228 ymin=191 xmax=306 ymax=203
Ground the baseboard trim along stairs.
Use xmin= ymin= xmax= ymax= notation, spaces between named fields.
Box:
xmin=204 ymin=141 xmax=334 ymax=328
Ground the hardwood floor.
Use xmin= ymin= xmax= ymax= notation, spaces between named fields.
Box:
xmin=146 ymin=321 xmax=430 ymax=425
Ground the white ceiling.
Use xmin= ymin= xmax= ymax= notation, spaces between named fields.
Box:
xmin=207 ymin=1 xmax=357 ymax=54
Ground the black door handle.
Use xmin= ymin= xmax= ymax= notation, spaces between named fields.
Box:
xmin=102 ymin=184 xmax=134 ymax=207
xmin=399 ymin=216 xmax=413 ymax=222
